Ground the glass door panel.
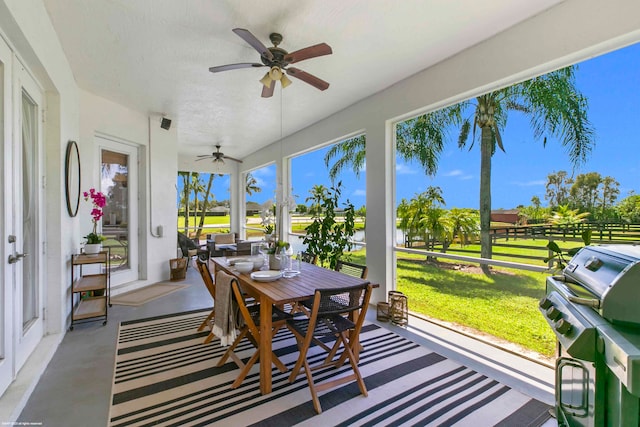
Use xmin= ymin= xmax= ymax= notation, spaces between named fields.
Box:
xmin=21 ymin=90 xmax=37 ymax=329
xmin=102 ymin=149 xmax=129 ymax=271
xmin=13 ymin=60 xmax=44 ymax=372
xmin=98 ymin=136 xmax=138 ymax=285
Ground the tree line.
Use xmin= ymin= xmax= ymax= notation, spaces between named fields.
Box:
xmin=519 ymin=170 xmax=640 ymax=224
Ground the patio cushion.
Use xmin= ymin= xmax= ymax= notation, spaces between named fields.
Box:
xmin=214 ymin=233 xmax=235 ymax=245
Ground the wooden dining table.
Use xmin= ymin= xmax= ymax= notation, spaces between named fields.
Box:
xmin=211 ymin=256 xmax=371 ymax=395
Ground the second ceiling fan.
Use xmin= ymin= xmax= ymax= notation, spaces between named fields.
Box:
xmin=195 ymin=145 xmax=242 ymax=164
xmin=209 ymin=28 xmax=332 ymax=98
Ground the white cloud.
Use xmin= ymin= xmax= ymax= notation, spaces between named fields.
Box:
xmin=249 ymin=165 xmax=275 ymax=188
xmin=513 ymin=180 xmax=546 ymax=186
xmin=352 ymin=189 xmax=366 ymax=197
xmin=396 ymin=163 xmax=418 ymax=175
xmin=353 ymin=160 xmax=366 ymax=174
xmin=443 ymin=169 xmax=464 ymax=177
xmin=460 ymin=175 xmax=473 ymax=180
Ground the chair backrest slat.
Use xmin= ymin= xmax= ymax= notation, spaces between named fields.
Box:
xmin=313 ymin=282 xmax=371 ymax=317
xmin=335 ymin=260 xmax=368 ymax=279
xmin=300 ymin=251 xmax=317 ymax=265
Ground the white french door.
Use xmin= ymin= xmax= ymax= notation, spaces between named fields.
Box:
xmin=0 ymin=33 xmax=14 ymax=397
xmin=97 ymin=135 xmax=139 ymax=286
xmin=1 ymin=41 xmax=45 ymax=398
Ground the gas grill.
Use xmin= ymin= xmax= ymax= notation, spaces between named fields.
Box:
xmin=540 ymin=244 xmax=640 ymax=426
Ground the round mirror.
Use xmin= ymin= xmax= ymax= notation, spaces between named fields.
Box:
xmin=65 ymin=140 xmax=81 ymax=217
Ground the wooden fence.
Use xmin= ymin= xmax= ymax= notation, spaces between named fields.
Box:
xmin=401 ymin=222 xmax=640 ymax=266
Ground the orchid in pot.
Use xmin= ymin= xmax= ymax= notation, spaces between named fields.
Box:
xmin=83 ymin=188 xmax=107 ymax=254
xmin=260 ymin=200 xmax=276 ymax=240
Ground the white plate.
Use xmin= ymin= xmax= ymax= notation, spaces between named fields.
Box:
xmin=228 ymin=257 xmax=252 ymax=266
xmin=250 ymin=270 xmax=283 ymax=282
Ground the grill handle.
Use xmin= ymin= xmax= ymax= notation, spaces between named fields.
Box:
xmin=568 ymin=296 xmax=601 ymax=309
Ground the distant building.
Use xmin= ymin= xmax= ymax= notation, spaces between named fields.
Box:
xmin=491 ymin=209 xmax=525 ymax=225
xmin=210 ymin=206 xmax=229 ymax=216
xmin=246 ymin=201 xmax=262 ymax=215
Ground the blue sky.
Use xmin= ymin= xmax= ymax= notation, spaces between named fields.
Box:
xmin=183 ymin=42 xmax=640 ymax=211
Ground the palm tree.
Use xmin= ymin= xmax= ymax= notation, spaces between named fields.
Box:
xmin=245 ymin=173 xmax=261 ymax=196
xmin=178 ymin=171 xmax=191 ymax=234
xmin=324 ymin=135 xmax=366 ymax=179
xmin=307 ymin=184 xmax=327 ymax=215
xmin=190 ymin=173 xmax=206 ymax=233
xmin=444 ymin=208 xmax=480 ymax=247
xmin=548 ymin=205 xmax=590 ymax=226
xmin=325 ymin=110 xmax=457 ymax=180
xmin=397 ymin=198 xmax=414 ymax=246
xmin=326 ymin=66 xmax=594 ymax=274
xmin=195 ymin=174 xmax=215 ymax=239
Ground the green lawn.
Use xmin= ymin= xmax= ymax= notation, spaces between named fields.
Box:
xmin=178 ymin=215 xmax=232 ymax=228
xmin=347 ymin=247 xmax=555 ymax=356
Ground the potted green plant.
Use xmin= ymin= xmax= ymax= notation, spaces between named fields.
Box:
xmin=83 ymin=188 xmax=107 ymax=254
xmin=303 ymin=181 xmax=356 ymax=269
xmin=266 ymin=240 xmax=290 ymax=270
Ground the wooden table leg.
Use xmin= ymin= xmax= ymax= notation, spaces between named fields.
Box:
xmin=259 ymin=295 xmax=272 ymax=395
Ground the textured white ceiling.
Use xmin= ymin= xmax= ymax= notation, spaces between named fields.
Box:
xmin=43 ymin=0 xmax=561 ymax=160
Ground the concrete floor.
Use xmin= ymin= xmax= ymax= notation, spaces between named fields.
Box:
xmin=14 ymin=265 xmax=556 ymax=426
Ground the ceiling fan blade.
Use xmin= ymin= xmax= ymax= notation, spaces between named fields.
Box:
xmin=286 ymin=67 xmax=330 ymax=91
xmin=232 ymin=28 xmax=273 ymax=61
xmin=261 ymin=80 xmax=275 ymax=98
xmin=209 ymin=63 xmax=264 ymax=73
xmin=195 ymin=157 xmax=212 ymax=162
xmin=284 ymin=43 xmax=332 ymax=64
xmin=224 ymin=156 xmax=243 ymax=163
xmin=196 ymin=154 xmax=212 ymax=157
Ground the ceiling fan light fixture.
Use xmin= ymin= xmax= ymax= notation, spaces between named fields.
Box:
xmin=259 ymin=72 xmax=273 ymax=87
xmin=280 ymin=74 xmax=292 ymax=88
xmin=269 ymin=66 xmax=283 ymax=80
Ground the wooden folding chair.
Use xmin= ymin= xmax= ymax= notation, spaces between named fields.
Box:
xmin=335 ymin=259 xmax=368 ymax=279
xmin=215 ymin=271 xmax=293 ymax=389
xmin=300 ymin=251 xmax=317 ymax=265
xmin=287 ymin=283 xmax=373 ymax=414
xmin=195 ymin=258 xmax=217 ymax=344
xmin=297 ymin=259 xmax=368 ymax=315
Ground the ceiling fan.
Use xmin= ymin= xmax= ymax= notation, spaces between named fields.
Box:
xmin=209 ymin=28 xmax=332 ymax=98
xmin=195 ymin=145 xmax=242 ymax=164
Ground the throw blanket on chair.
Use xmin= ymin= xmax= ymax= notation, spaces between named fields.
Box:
xmin=212 ymin=271 xmax=238 ymax=346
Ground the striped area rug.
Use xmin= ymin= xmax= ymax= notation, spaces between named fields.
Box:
xmin=109 ymin=309 xmax=552 ymax=427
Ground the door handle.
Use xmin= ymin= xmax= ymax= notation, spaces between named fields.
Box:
xmin=8 ymin=252 xmax=27 ymax=264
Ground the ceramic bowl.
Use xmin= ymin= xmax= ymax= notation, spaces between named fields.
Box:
xmin=235 ymin=261 xmax=254 ymax=274
xmin=251 ymin=256 xmax=264 ymax=270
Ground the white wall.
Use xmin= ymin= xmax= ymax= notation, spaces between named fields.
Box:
xmin=80 ymin=90 xmax=179 ymax=290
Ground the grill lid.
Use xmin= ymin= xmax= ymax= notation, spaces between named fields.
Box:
xmin=563 ymin=244 xmax=640 ymax=325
